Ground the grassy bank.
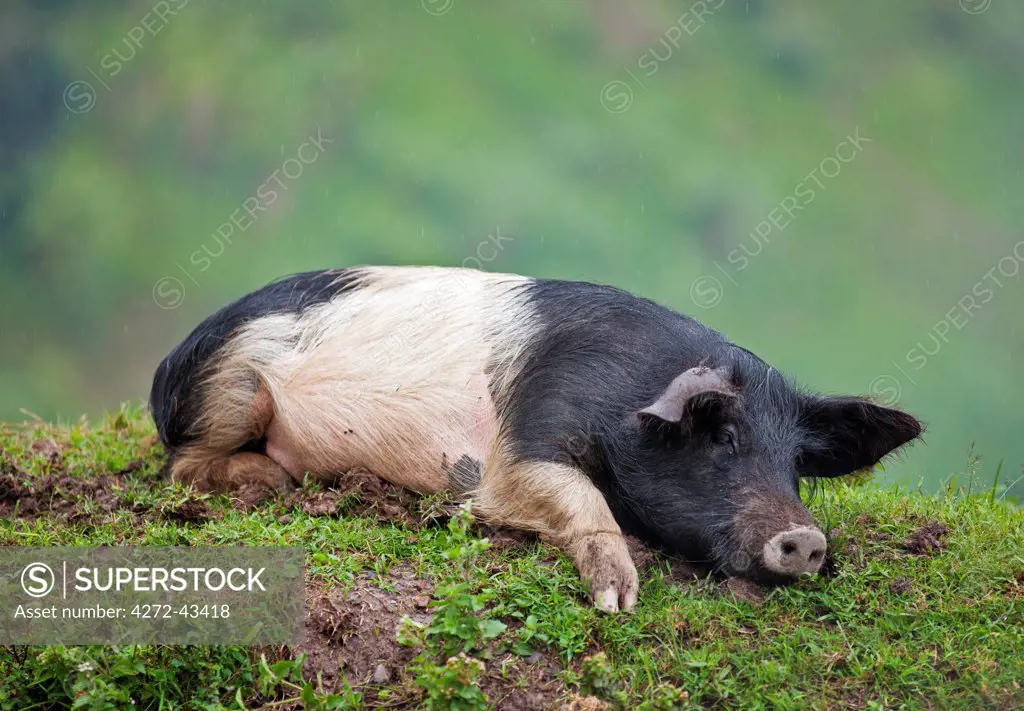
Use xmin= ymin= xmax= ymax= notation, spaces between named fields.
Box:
xmin=1 ymin=407 xmax=1021 ymax=710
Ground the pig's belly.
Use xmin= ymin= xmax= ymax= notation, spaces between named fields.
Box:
xmin=264 ymin=370 xmax=499 ymax=494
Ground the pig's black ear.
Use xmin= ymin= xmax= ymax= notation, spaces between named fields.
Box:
xmin=797 ymin=396 xmax=924 ymax=478
xmin=637 ymin=366 xmax=737 ymax=426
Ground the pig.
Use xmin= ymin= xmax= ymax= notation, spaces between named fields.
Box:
xmin=150 ymin=266 xmax=923 ymax=612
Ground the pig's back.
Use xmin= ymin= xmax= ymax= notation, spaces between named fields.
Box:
xmin=227 ymin=266 xmax=536 ymax=492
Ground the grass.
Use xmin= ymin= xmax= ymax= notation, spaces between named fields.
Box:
xmin=0 ymin=405 xmax=1022 ymax=710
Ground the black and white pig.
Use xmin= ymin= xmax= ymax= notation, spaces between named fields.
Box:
xmin=150 ymin=266 xmax=923 ymax=612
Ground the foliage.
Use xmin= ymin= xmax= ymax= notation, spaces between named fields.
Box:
xmin=0 ymin=645 xmax=257 ymax=711
xmin=415 ymin=654 xmax=489 ymax=711
xmin=397 ymin=502 xmax=504 ymax=708
xmin=247 ymin=655 xmax=363 ymax=711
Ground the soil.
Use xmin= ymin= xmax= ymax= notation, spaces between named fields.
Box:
xmin=29 ymin=438 xmax=64 ymax=462
xmin=903 ymin=521 xmax=950 ymax=555
xmin=479 ymin=653 xmax=567 ymax=711
xmin=297 ymin=563 xmax=568 ymax=709
xmin=0 ymin=470 xmax=123 ymax=521
xmin=723 ymin=577 xmax=765 ymax=606
xmin=0 ymin=449 xmax=222 ymax=527
xmin=624 ymin=534 xmax=705 ymax=584
xmin=160 ymin=498 xmax=217 ymax=523
xmin=889 ymin=577 xmax=913 ymax=595
xmin=235 ymin=468 xmax=430 ymax=528
xmin=301 ymin=564 xmax=431 ymax=694
xmin=1003 ymin=572 xmax=1024 ymax=599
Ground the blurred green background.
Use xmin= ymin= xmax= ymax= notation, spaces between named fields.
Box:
xmin=1 ymin=0 xmax=1021 ymax=496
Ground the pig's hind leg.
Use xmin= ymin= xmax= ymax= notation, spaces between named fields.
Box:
xmin=474 ymin=458 xmax=639 ymax=613
xmin=168 ymin=386 xmax=298 ymax=495
xmin=171 ymin=450 xmax=295 ymax=494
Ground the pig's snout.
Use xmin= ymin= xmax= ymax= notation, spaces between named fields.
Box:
xmin=762 ymin=526 xmax=826 ymax=576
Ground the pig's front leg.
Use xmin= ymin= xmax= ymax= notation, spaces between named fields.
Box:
xmin=474 ymin=459 xmax=639 ymax=612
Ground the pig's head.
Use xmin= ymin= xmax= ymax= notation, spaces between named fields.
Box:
xmin=615 ymin=359 xmax=923 ymax=583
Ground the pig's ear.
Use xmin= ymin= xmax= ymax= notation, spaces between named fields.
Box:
xmin=797 ymin=396 xmax=924 ymax=478
xmin=637 ymin=367 xmax=736 ymax=425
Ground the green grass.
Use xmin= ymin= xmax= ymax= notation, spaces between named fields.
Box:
xmin=1 ymin=406 xmax=1022 ymax=710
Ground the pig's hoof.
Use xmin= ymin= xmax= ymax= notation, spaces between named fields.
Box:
xmin=591 ymin=565 xmax=639 ymax=613
xmin=595 ymin=588 xmax=620 ymax=613
xmin=572 ymin=532 xmax=639 ymax=613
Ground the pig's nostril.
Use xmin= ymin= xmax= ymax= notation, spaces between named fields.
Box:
xmin=763 ymin=527 xmax=828 ymax=576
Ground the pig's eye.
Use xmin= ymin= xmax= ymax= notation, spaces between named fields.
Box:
xmin=714 ymin=425 xmax=738 ymax=455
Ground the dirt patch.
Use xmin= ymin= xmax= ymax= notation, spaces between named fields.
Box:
xmin=479 ymin=653 xmax=566 ymax=710
xmin=723 ymin=577 xmax=764 ymax=606
xmin=625 ymin=535 xmax=657 ymax=571
xmin=661 ymin=558 xmax=704 ymax=586
xmin=1003 ymin=572 xmax=1024 ymax=599
xmin=271 ymin=469 xmax=426 ymax=528
xmin=295 ymin=490 xmax=351 ymax=518
xmin=825 ymin=525 xmax=873 ymax=574
xmin=159 ymin=498 xmax=217 ymax=523
xmin=270 ymin=472 xmax=539 ymax=552
xmin=903 ymin=521 xmax=949 ymax=556
xmin=300 ymin=564 xmax=434 ymax=692
xmin=821 ymin=533 xmax=843 ymax=578
xmin=298 ymin=563 xmax=569 ymax=709
xmin=29 ymin=439 xmax=66 ymax=468
xmin=0 ymin=446 xmax=27 ymax=478
xmin=0 ymin=446 xmax=160 ymax=524
xmin=0 ymin=472 xmax=124 ymax=521
xmin=889 ymin=577 xmax=913 ymax=595
xmin=0 ymin=473 xmax=22 ymax=505
xmin=229 ymin=482 xmax=278 ymax=510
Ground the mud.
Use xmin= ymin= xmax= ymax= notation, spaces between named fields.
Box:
xmin=1003 ymin=571 xmax=1024 ymax=599
xmin=2 ymin=442 xmax=779 ymax=709
xmin=820 ymin=531 xmax=843 ymax=578
xmin=903 ymin=521 xmax=949 ymax=556
xmin=623 ymin=534 xmax=705 ymax=586
xmin=0 ymin=471 xmax=124 ymax=521
xmin=624 ymin=534 xmax=657 ymax=571
xmin=889 ymin=577 xmax=912 ymax=595
xmin=298 ymin=564 xmax=567 ymax=709
xmin=159 ymin=498 xmax=217 ymax=523
xmin=660 ymin=558 xmax=704 ymax=585
xmin=479 ymin=654 xmax=566 ymax=710
xmin=29 ymin=438 xmax=65 ymax=465
xmin=301 ymin=564 xmax=431 ymax=692
xmin=0 ymin=453 xmax=221 ymax=527
xmin=275 ymin=468 xmax=426 ymax=528
xmin=723 ymin=577 xmax=764 ymax=606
